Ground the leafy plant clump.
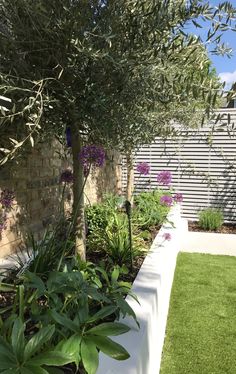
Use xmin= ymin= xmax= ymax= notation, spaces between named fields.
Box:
xmin=0 ymin=260 xmax=136 ymax=374
xmin=133 ymin=190 xmax=170 ymax=230
xmin=198 ymin=207 xmax=224 ymax=231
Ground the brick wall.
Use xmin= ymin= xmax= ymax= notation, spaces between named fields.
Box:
xmin=0 ymin=141 xmax=122 ymax=258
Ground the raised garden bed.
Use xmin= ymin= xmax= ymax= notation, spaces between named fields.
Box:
xmin=97 ymin=205 xmax=183 ymax=374
xmin=188 ymin=220 xmax=236 ymax=234
xmin=0 ymin=190 xmax=179 ymax=374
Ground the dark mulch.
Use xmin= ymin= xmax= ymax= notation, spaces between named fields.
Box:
xmin=188 ymin=221 xmax=236 ymax=234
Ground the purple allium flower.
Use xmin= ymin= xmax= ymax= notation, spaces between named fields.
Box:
xmin=66 ymin=127 xmax=72 ymax=147
xmin=0 ymin=189 xmax=15 ymax=210
xmin=79 ymin=145 xmax=105 ymax=168
xmin=163 ymin=232 xmax=171 ymax=241
xmin=157 ymin=170 xmax=172 ymax=186
xmin=60 ymin=169 xmax=73 ymax=184
xmin=136 ymin=162 xmax=150 ymax=175
xmin=173 ymin=192 xmax=183 ymax=203
xmin=160 ymin=195 xmax=173 ymax=207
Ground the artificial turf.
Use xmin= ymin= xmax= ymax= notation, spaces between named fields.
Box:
xmin=160 ymin=252 xmax=236 ymax=374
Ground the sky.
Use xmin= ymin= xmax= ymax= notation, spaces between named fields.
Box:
xmin=186 ymin=0 xmax=236 ymax=89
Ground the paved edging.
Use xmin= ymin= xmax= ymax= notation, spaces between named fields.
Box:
xmin=96 ymin=204 xmax=183 ymax=374
xmin=181 ymin=219 xmax=236 ymax=256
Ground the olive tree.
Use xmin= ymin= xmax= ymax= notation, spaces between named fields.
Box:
xmin=0 ymin=0 xmax=235 ymax=258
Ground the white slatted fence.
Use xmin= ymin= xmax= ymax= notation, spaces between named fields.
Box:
xmin=122 ymin=109 xmax=236 ymax=222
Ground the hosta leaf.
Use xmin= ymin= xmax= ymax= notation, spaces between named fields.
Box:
xmin=24 ymin=325 xmax=55 ymax=361
xmin=28 ymin=350 xmax=73 ymax=366
xmin=92 ymin=335 xmax=130 ymax=360
xmin=81 ymin=338 xmax=98 ymax=374
xmin=87 ymin=322 xmax=130 ymax=336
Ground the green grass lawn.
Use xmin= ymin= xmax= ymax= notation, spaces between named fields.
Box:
xmin=160 ymin=252 xmax=236 ymax=374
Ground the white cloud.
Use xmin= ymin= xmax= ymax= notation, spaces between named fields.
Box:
xmin=219 ymin=70 xmax=236 ymax=89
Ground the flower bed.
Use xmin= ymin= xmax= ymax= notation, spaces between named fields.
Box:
xmin=97 ymin=204 xmax=183 ymax=374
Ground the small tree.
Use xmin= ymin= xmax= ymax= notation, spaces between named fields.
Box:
xmin=0 ymin=0 xmax=235 ymax=258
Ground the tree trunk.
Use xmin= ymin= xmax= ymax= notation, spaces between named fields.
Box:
xmin=71 ymin=125 xmax=86 ymax=260
xmin=126 ymin=151 xmax=134 ymax=204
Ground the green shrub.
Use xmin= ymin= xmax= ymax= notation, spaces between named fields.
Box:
xmin=85 ymin=194 xmax=124 ymax=251
xmin=133 ymin=190 xmax=170 ymax=229
xmin=198 ymin=208 xmax=224 ymax=231
xmin=104 ymin=212 xmax=142 ymax=266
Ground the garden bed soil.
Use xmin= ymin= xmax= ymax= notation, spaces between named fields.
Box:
xmin=188 ymin=221 xmax=236 ymax=234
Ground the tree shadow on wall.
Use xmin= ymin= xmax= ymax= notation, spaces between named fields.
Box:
xmin=0 ymin=151 xmax=71 ymax=258
xmin=210 ymin=169 xmax=236 ymax=223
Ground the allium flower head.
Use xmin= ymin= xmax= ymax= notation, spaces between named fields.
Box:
xmin=160 ymin=195 xmax=173 ymax=207
xmin=173 ymin=193 xmax=183 ymax=203
xmin=79 ymin=145 xmax=105 ymax=168
xmin=136 ymin=162 xmax=150 ymax=175
xmin=60 ymin=169 xmax=73 ymax=184
xmin=157 ymin=170 xmax=172 ymax=186
xmin=0 ymin=189 xmax=15 ymax=210
xmin=163 ymin=232 xmax=171 ymax=241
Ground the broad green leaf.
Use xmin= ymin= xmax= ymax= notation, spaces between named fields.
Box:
xmin=92 ymin=335 xmax=130 ymax=360
xmin=0 ymin=353 xmax=16 ymax=370
xmin=50 ymin=310 xmax=78 ymax=332
xmin=11 ymin=318 xmax=25 ymax=362
xmin=24 ymin=325 xmax=55 ymax=361
xmin=0 ymin=336 xmax=15 ymax=359
xmin=111 ymin=267 xmax=120 ymax=282
xmin=117 ymin=298 xmax=139 ymax=327
xmin=87 ymin=305 xmax=117 ymax=323
xmin=24 ymin=272 xmax=46 ymax=296
xmin=56 ymin=334 xmax=81 ymax=366
xmin=81 ymin=338 xmax=99 ymax=374
xmin=28 ymin=350 xmax=73 ymax=366
xmin=1 ymin=370 xmax=18 ymax=374
xmin=20 ymin=367 xmax=47 ymax=374
xmin=87 ymin=322 xmax=130 ymax=336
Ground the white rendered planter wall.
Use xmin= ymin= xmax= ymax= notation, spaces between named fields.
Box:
xmin=97 ymin=204 xmax=184 ymax=374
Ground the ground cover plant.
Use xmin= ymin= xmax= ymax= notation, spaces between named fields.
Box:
xmin=160 ymin=252 xmax=236 ymax=374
